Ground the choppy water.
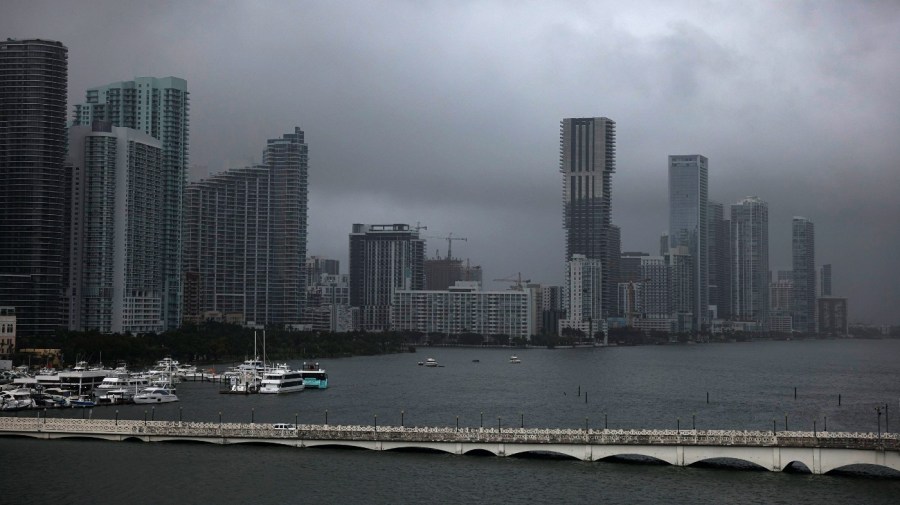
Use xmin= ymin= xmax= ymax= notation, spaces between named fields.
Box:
xmin=3 ymin=339 xmax=900 ymax=504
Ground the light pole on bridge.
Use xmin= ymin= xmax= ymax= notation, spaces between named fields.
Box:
xmin=876 ymin=406 xmax=882 ymax=438
xmin=401 ymin=410 xmax=404 ymax=428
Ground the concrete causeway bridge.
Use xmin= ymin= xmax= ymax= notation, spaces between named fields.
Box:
xmin=2 ymin=416 xmax=898 ymax=475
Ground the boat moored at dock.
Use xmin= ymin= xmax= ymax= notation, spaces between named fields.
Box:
xmin=259 ymin=364 xmax=305 ymax=394
xmin=299 ymin=362 xmax=328 ymax=389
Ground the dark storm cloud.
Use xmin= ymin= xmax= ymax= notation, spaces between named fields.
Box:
xmin=3 ymin=0 xmax=899 ymax=323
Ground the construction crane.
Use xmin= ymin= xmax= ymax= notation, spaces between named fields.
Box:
xmin=425 ymin=233 xmax=467 ymax=260
xmin=493 ymin=272 xmax=531 ymax=291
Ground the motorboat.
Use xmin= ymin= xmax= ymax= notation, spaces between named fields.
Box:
xmin=259 ymin=364 xmax=305 ymax=394
xmin=0 ymin=388 xmax=36 ymax=411
xmin=133 ymin=387 xmax=179 ymax=404
xmin=509 ymin=356 xmax=521 ymax=364
xmin=424 ymin=358 xmax=438 ymax=367
xmin=69 ymin=395 xmax=97 ymax=408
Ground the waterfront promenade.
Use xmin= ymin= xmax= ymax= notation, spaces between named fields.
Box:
xmin=2 ymin=416 xmax=897 ymax=475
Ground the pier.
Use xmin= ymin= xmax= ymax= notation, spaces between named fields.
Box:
xmin=2 ymin=416 xmax=898 ymax=475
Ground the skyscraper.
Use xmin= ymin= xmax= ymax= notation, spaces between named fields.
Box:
xmin=73 ymin=77 xmax=189 ymax=330
xmin=730 ymin=197 xmax=769 ymax=327
xmin=792 ymin=216 xmax=815 ymax=334
xmin=183 ymin=128 xmax=308 ymax=327
xmin=0 ymin=39 xmax=68 ymax=336
xmin=668 ymin=155 xmax=708 ymax=332
xmin=349 ymin=224 xmax=425 ymax=331
xmin=66 ymin=122 xmax=164 ymax=333
xmin=819 ymin=264 xmax=832 ymax=297
xmin=707 ymin=201 xmax=731 ymax=320
xmin=560 ymin=117 xmax=617 ymax=318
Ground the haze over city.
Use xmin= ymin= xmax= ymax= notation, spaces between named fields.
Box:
xmin=3 ymin=0 xmax=898 ymax=324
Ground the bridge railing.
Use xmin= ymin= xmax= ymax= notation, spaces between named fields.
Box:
xmin=1 ymin=417 xmax=898 ymax=450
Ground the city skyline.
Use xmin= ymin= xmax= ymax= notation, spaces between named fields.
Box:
xmin=3 ymin=1 xmax=899 ymax=324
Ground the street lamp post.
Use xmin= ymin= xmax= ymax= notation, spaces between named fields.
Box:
xmin=401 ymin=410 xmax=405 ymax=428
xmin=498 ymin=416 xmax=501 ymax=433
xmin=677 ymin=417 xmax=680 ymax=435
xmin=785 ymin=413 xmax=788 ymax=432
xmin=480 ymin=411 xmax=483 ymax=429
xmin=251 ymin=408 xmax=254 ymax=424
xmin=877 ymin=406 xmax=882 ymax=438
xmin=374 ymin=414 xmax=377 ymax=432
xmin=144 ymin=410 xmax=148 ymax=426
xmin=692 ymin=413 xmax=696 ymax=430
xmin=295 ymin=413 xmax=298 ymax=426
xmin=325 ymin=409 xmax=328 ymax=426
xmin=115 ymin=410 xmax=118 ymax=426
xmin=604 ymin=413 xmax=608 ymax=430
xmin=520 ymin=413 xmax=524 ymax=429
xmin=456 ymin=415 xmax=459 ymax=432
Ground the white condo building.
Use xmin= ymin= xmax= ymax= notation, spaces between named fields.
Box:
xmin=392 ymin=282 xmax=532 ymax=340
xmin=66 ymin=122 xmax=164 ymax=333
xmin=559 ymin=254 xmax=603 ymax=337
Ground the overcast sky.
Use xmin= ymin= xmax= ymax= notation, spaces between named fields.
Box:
xmin=4 ymin=0 xmax=899 ymax=324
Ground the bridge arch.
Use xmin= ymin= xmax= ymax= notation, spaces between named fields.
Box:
xmin=592 ymin=446 xmax=679 ymax=466
xmin=505 ymin=447 xmax=581 ymax=460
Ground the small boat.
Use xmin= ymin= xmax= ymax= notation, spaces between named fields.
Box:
xmin=509 ymin=356 xmax=521 ymax=364
xmin=472 ymin=359 xmax=480 ymax=363
xmin=69 ymin=395 xmax=96 ymax=408
xmin=133 ymin=387 xmax=178 ymax=404
xmin=424 ymin=358 xmax=438 ymax=367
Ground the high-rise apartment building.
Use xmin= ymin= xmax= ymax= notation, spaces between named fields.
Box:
xmin=668 ymin=155 xmax=708 ymax=332
xmin=820 ymin=264 xmax=832 ymax=297
xmin=66 ymin=122 xmax=164 ymax=333
xmin=560 ymin=117 xmax=617 ymax=319
xmin=0 ymin=39 xmax=68 ymax=337
xmin=730 ymin=197 xmax=769 ymax=328
xmin=817 ymin=297 xmax=847 ymax=336
xmin=707 ymin=201 xmax=731 ymax=320
xmin=183 ymin=128 xmax=309 ymax=327
xmin=559 ymin=254 xmax=603 ymax=337
xmin=349 ymin=224 xmax=425 ymax=331
xmin=73 ymin=76 xmax=188 ymax=330
xmin=792 ymin=217 xmax=816 ymax=334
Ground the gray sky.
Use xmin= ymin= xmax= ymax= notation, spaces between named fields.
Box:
xmin=5 ymin=0 xmax=899 ymax=324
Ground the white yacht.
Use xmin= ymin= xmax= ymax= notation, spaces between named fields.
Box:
xmin=424 ymin=358 xmax=438 ymax=367
xmin=259 ymin=364 xmax=305 ymax=394
xmin=509 ymin=356 xmax=521 ymax=364
xmin=133 ymin=387 xmax=178 ymax=404
xmin=0 ymin=388 xmax=36 ymax=411
xmin=94 ymin=373 xmax=150 ymax=404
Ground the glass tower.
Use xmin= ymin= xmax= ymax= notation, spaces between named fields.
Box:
xmin=730 ymin=197 xmax=769 ymax=328
xmin=0 ymin=39 xmax=68 ymax=336
xmin=792 ymin=217 xmax=815 ymax=334
xmin=668 ymin=155 xmax=708 ymax=332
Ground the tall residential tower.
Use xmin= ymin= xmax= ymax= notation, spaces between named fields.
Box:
xmin=73 ymin=77 xmax=189 ymax=330
xmin=792 ymin=217 xmax=815 ymax=334
xmin=668 ymin=155 xmax=708 ymax=331
xmin=730 ymin=197 xmax=769 ymax=328
xmin=560 ymin=117 xmax=617 ymax=319
xmin=349 ymin=224 xmax=425 ymax=331
xmin=0 ymin=39 xmax=68 ymax=336
xmin=183 ymin=128 xmax=309 ymax=327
